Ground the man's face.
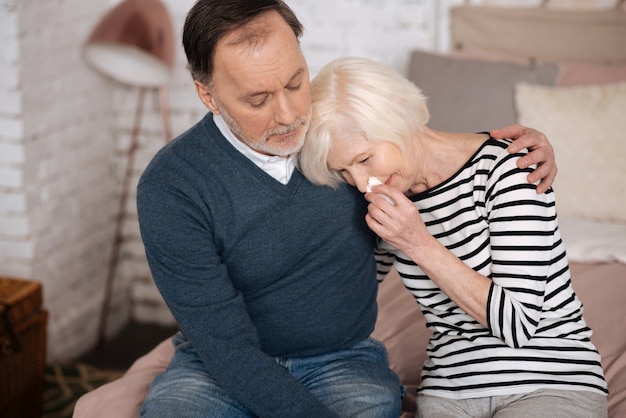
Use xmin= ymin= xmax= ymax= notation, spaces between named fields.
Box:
xmin=196 ymin=11 xmax=311 ymax=156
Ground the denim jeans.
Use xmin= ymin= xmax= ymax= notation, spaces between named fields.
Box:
xmin=141 ymin=334 xmax=402 ymax=418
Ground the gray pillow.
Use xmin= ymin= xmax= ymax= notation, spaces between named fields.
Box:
xmin=406 ymin=50 xmax=559 ymax=133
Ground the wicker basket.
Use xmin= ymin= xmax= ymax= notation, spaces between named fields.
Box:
xmin=0 ymin=277 xmax=47 ymax=418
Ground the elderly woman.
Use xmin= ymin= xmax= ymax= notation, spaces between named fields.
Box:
xmin=298 ymin=57 xmax=608 ymax=418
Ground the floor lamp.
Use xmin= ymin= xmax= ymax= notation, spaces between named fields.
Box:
xmin=82 ymin=0 xmax=175 ymax=348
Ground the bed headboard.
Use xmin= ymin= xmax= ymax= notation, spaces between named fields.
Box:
xmin=451 ymin=6 xmax=626 ymax=64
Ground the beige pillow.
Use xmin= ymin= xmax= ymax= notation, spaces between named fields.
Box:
xmin=515 ymin=81 xmax=626 ymax=223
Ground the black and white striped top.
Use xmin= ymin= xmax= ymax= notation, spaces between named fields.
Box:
xmin=376 ymin=138 xmax=608 ymax=399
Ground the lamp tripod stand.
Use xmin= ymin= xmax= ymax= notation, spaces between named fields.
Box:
xmin=97 ymin=86 xmax=171 ymax=349
xmin=82 ymin=0 xmax=175 ymax=348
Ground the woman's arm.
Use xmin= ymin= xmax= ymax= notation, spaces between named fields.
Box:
xmin=365 ymin=155 xmax=554 ymax=347
xmin=365 ymin=189 xmax=492 ymax=327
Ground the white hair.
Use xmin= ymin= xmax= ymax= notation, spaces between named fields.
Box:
xmin=298 ymin=56 xmax=429 ymax=188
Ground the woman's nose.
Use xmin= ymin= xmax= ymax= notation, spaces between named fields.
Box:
xmin=354 ymin=175 xmax=370 ymax=194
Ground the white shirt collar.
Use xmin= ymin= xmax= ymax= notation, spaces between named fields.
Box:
xmin=213 ymin=114 xmax=295 ymax=185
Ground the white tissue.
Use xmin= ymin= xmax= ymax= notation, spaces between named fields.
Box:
xmin=366 ymin=176 xmax=383 ymax=193
xmin=366 ymin=176 xmax=395 ymax=205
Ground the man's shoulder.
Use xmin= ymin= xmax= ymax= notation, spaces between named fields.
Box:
xmin=168 ymin=112 xmax=217 ymax=153
xmin=148 ymin=114 xmax=219 ymax=165
xmin=139 ymin=113 xmax=220 ymax=185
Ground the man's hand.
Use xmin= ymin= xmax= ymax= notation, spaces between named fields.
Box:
xmin=491 ymin=123 xmax=557 ymax=194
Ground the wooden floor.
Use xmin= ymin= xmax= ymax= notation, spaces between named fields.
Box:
xmin=77 ymin=321 xmax=178 ymax=370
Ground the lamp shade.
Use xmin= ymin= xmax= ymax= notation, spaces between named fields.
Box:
xmin=83 ymin=0 xmax=175 ymax=87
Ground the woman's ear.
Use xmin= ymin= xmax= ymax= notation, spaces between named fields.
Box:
xmin=194 ymin=81 xmax=220 ymax=114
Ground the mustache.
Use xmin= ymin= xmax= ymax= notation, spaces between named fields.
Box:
xmin=265 ymin=115 xmax=309 ymax=138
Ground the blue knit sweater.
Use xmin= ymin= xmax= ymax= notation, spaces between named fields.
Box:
xmin=136 ymin=113 xmax=378 ymax=417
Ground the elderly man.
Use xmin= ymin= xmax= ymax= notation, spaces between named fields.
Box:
xmin=136 ymin=1 xmax=557 ymax=417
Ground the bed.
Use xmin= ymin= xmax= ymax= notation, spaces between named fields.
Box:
xmin=74 ymin=5 xmax=626 ymax=418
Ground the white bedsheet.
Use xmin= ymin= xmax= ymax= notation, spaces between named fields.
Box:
xmin=559 ymin=216 xmax=626 ymax=264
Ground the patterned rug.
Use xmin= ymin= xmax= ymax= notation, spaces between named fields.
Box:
xmin=43 ymin=364 xmax=124 ymax=418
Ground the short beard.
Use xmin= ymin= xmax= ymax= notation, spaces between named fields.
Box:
xmin=215 ymin=99 xmax=310 ymax=157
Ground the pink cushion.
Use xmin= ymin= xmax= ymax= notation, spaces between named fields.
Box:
xmin=372 ymin=269 xmax=429 ymax=416
xmin=569 ymin=263 xmax=626 ymax=417
xmin=73 ymin=338 xmax=174 ymax=418
xmin=556 ymin=62 xmax=626 ymax=86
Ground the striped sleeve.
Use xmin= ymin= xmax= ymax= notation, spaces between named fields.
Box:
xmin=485 ymin=151 xmax=556 ymax=348
xmin=374 ymin=239 xmax=395 ymax=282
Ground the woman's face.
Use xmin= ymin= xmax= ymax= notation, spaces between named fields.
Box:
xmin=327 ymin=132 xmax=415 ymax=194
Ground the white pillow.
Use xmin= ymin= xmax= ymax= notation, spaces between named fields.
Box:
xmin=515 ymin=81 xmax=626 ymax=223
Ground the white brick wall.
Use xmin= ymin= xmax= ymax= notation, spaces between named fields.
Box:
xmin=0 ymin=0 xmax=620 ymax=363
xmin=0 ymin=0 xmax=25 ymax=280
xmin=0 ymin=0 xmax=126 ymax=362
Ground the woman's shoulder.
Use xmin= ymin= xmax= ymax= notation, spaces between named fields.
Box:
xmin=466 ymin=136 xmax=530 ymax=180
xmin=483 ymin=136 xmax=529 ymax=154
